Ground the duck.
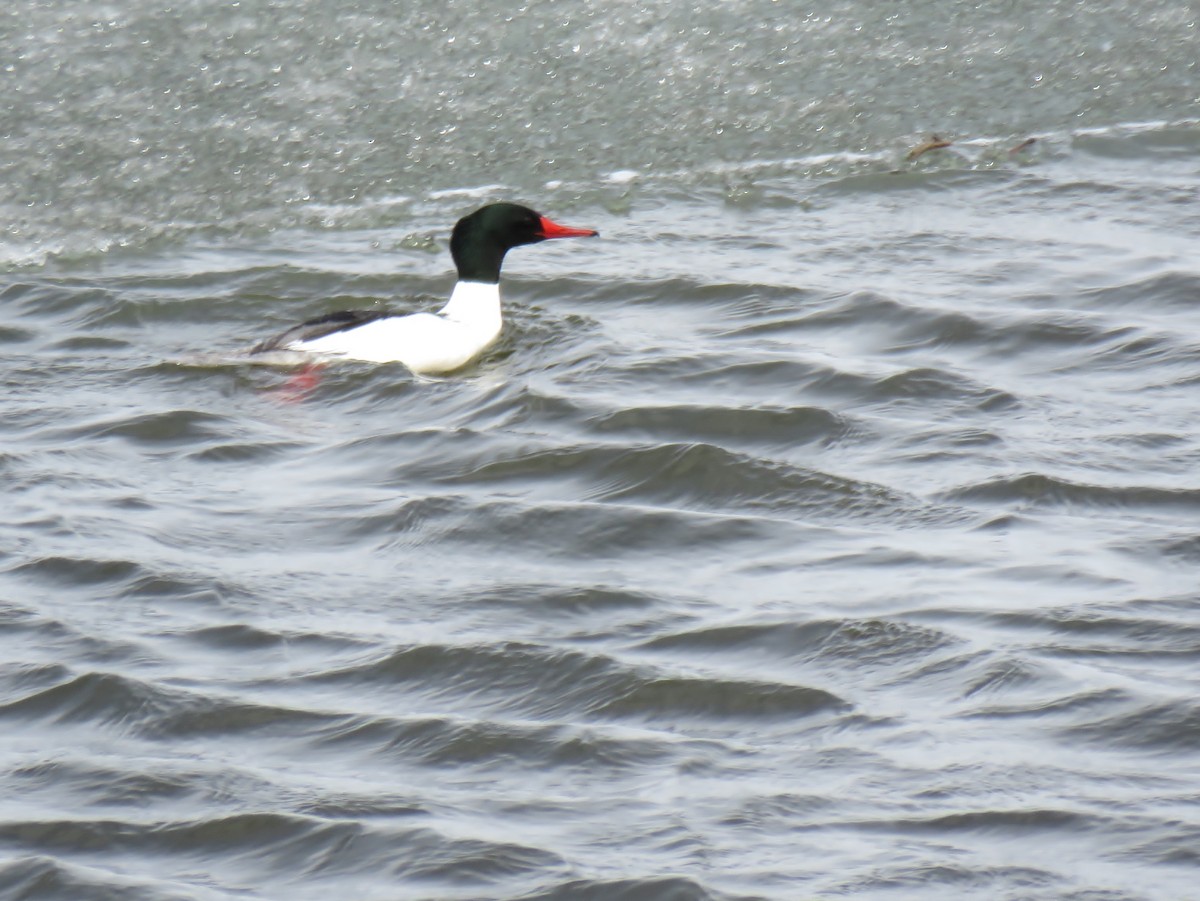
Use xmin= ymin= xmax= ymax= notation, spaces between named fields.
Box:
xmin=251 ymin=202 xmax=598 ymax=374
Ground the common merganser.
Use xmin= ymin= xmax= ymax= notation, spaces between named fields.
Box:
xmin=251 ymin=202 xmax=598 ymax=374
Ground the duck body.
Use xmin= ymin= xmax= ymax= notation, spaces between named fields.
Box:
xmin=250 ymin=203 xmax=597 ymax=374
xmin=255 ymin=281 xmax=501 ymax=373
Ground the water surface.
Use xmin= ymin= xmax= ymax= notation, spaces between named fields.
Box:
xmin=2 ymin=2 xmax=1200 ymax=899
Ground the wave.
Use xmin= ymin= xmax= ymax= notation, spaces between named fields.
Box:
xmin=301 ymin=640 xmax=847 ymax=726
xmin=943 ymin=473 xmax=1200 ymax=512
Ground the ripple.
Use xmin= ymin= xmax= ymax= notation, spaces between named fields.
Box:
xmin=0 ymin=812 xmax=566 ymax=888
xmin=11 ymin=759 xmax=195 ymax=807
xmin=6 ymin=555 xmax=145 ymax=587
xmin=305 ymin=641 xmax=636 ymax=719
xmin=301 ymin=641 xmax=846 ymax=729
xmin=0 ymin=670 xmax=339 ymax=740
xmin=438 ymin=441 xmax=961 ymax=526
xmin=0 ymin=671 xmax=183 ymax=728
xmin=415 ymin=496 xmax=789 ymax=559
xmin=187 ymin=440 xmax=298 ymax=463
xmin=852 ymin=807 xmax=1104 ymax=835
xmin=593 ymin=676 xmax=846 ymax=722
xmin=522 ymin=876 xmax=758 ymax=901
xmin=589 ymin=403 xmax=849 ymax=449
xmin=0 ymin=662 xmax=72 ymax=704
xmin=174 ymin=622 xmax=369 ymax=653
xmin=312 ymin=714 xmax=678 ymax=772
xmin=961 ymin=687 xmax=1132 ymax=723
xmin=868 ymin=367 xmax=1019 ymax=410
xmin=0 ymin=324 xmax=37 ymax=344
xmin=844 ymin=861 xmax=1061 ymax=895
xmin=943 ymin=473 xmax=1200 ymax=512
xmin=1079 ymin=271 xmax=1200 ymax=311
xmin=983 ymin=604 xmax=1200 ymax=660
xmin=52 ymin=409 xmax=236 ymax=447
xmin=639 ymin=618 xmax=959 ymax=676
xmin=1063 ymin=699 xmax=1200 ymax=752
xmin=467 ymin=583 xmax=661 ymax=616
xmin=0 ymin=855 xmax=198 ymax=901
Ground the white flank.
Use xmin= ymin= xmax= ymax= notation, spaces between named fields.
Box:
xmin=289 ymin=281 xmax=502 ymax=374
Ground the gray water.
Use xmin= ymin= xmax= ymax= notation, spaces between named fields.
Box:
xmin=3 ymin=2 xmax=1200 ymax=899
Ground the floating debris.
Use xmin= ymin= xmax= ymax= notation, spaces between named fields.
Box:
xmin=906 ymin=135 xmax=953 ymax=161
xmin=1009 ymin=137 xmax=1037 ymax=155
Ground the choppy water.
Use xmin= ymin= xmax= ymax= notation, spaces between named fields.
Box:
xmin=3 ymin=2 xmax=1200 ymax=899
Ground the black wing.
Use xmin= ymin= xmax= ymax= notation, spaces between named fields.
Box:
xmin=251 ymin=309 xmax=397 ymax=354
